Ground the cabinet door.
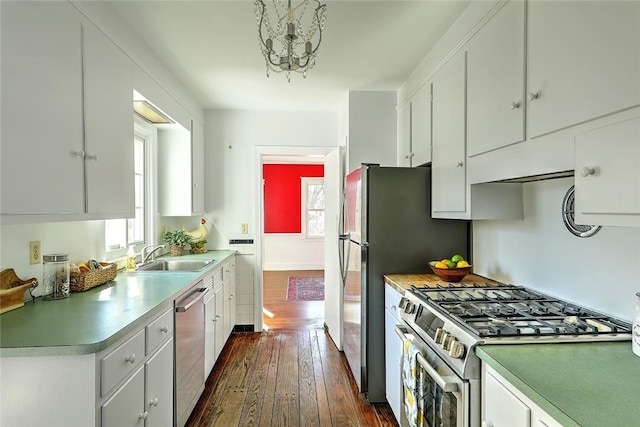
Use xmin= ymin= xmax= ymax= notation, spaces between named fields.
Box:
xmin=145 ymin=338 xmax=174 ymax=427
xmin=397 ymin=102 xmax=412 ymax=167
xmin=83 ymin=21 xmax=134 ymax=217
xmin=432 ymin=52 xmax=467 ymax=214
xmin=158 ymin=124 xmax=193 ymax=216
xmin=214 ymin=285 xmax=225 ymax=360
xmin=1 ymin=1 xmax=84 ymax=215
xmin=411 ymin=84 xmax=432 ymax=166
xmin=102 ymin=365 xmax=145 ymax=427
xmin=483 ymin=369 xmax=530 ymax=427
xmin=574 ymin=116 xmax=640 ymax=227
xmin=226 ymin=259 xmax=236 ymax=337
xmin=384 ymin=284 xmax=402 ymax=422
xmin=204 ymin=291 xmax=216 ymax=376
xmin=191 ymin=119 xmax=205 ymax=215
xmin=527 ymin=1 xmax=640 ymax=138
xmin=467 ymin=0 xmax=525 ymax=156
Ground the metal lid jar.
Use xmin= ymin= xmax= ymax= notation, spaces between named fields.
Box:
xmin=43 ymin=253 xmax=70 ymax=300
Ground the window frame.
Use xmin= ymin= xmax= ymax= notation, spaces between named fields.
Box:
xmin=301 ymin=177 xmax=325 ymax=239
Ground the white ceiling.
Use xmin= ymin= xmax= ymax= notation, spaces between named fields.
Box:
xmin=110 ymin=0 xmax=471 ymax=112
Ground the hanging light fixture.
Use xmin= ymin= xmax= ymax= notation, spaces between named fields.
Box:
xmin=254 ymin=0 xmax=327 ymax=82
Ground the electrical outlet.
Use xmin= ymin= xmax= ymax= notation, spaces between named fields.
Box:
xmin=29 ymin=240 xmax=41 ymax=265
xmin=241 ymin=223 xmax=248 ymax=234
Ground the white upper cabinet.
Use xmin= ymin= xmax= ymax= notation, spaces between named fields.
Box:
xmin=83 ymin=21 xmax=134 ymax=217
xmin=467 ymin=0 xmax=525 ymax=156
xmin=432 ymin=52 xmax=467 ymax=214
xmin=0 ymin=1 xmax=134 ymax=221
xmin=158 ymin=119 xmax=205 ymax=217
xmin=1 ymin=1 xmax=84 ymax=215
xmin=411 ymin=84 xmax=432 ymax=166
xmin=397 ymin=102 xmax=412 ymax=167
xmin=575 ymin=115 xmax=640 ymax=228
xmin=527 ymin=1 xmax=640 ymax=139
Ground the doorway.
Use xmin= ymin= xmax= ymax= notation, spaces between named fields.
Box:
xmin=254 ymin=146 xmax=342 ymax=346
xmin=260 ymin=154 xmax=325 ymax=330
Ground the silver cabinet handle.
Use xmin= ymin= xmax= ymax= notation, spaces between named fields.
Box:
xmin=510 ymin=101 xmax=521 ymax=110
xmin=581 ymin=166 xmax=595 ymax=177
xmin=149 ymin=397 xmax=159 ymax=407
xmin=456 ymin=161 xmax=464 ymax=168
xmin=138 ymin=411 xmax=148 ymax=420
xmin=529 ymin=91 xmax=540 ymax=101
xmin=160 ymin=326 xmax=169 ymax=333
xmin=85 ymin=154 xmax=98 ymax=161
xmin=72 ymin=150 xmax=85 ymax=159
xmin=125 ymin=354 xmax=136 ymax=363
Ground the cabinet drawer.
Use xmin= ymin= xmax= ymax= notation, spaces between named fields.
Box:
xmin=212 ymin=266 xmax=223 ymax=289
xmin=146 ymin=308 xmax=173 ymax=355
xmin=384 ymin=284 xmax=403 ymax=321
xmin=101 ymin=329 xmax=145 ymax=396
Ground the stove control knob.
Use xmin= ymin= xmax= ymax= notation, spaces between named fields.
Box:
xmin=449 ymin=341 xmax=466 ymax=359
xmin=442 ymin=334 xmax=454 ymax=351
xmin=434 ymin=328 xmax=446 ymax=345
xmin=404 ymin=302 xmax=415 ymax=315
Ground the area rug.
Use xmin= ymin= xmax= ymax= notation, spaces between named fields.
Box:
xmin=286 ymin=276 xmax=325 ymax=301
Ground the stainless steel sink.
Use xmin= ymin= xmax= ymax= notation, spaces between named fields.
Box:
xmin=135 ymin=259 xmax=215 ymax=272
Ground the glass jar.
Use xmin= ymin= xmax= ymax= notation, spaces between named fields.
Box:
xmin=633 ymin=292 xmax=640 ymax=357
xmin=43 ymin=254 xmax=70 ymax=300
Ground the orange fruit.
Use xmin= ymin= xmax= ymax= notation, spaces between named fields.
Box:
xmin=434 ymin=261 xmax=448 ymax=269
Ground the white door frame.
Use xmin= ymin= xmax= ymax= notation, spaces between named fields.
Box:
xmin=253 ymin=145 xmax=338 ymax=331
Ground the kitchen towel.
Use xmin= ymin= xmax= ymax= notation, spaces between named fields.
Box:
xmin=402 ymin=337 xmax=421 ymax=427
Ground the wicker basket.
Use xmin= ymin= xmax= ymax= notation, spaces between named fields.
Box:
xmin=70 ymin=262 xmax=116 ymax=292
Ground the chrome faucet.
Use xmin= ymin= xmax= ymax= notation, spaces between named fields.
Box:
xmin=141 ymin=244 xmax=167 ymax=263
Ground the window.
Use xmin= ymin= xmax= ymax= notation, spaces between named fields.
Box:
xmin=105 ymin=133 xmax=146 ymax=254
xmin=302 ymin=177 xmax=325 ymax=238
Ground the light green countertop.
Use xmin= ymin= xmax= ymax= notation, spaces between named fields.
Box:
xmin=0 ymin=250 xmax=235 ymax=357
xmin=477 ymin=342 xmax=640 ymax=427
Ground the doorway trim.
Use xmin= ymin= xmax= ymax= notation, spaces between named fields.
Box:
xmin=253 ymin=145 xmax=336 ymax=331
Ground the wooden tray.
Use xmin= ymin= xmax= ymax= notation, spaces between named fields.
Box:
xmin=0 ymin=269 xmax=38 ymax=314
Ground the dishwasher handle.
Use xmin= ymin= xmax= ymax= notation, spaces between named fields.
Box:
xmin=176 ymin=287 xmax=207 ymax=312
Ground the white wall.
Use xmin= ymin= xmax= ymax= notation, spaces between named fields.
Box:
xmin=474 ymin=177 xmax=640 ymax=322
xmin=347 ymin=91 xmax=398 ymax=173
xmin=263 ymin=234 xmax=324 ymax=270
xmin=203 ymin=110 xmax=340 ymax=326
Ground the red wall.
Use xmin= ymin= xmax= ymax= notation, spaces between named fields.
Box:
xmin=263 ymin=164 xmax=324 ymax=233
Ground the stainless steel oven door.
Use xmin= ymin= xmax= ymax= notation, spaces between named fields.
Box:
xmin=396 ymin=324 xmax=470 ymax=427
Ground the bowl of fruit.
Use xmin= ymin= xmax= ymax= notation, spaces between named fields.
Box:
xmin=429 ymin=254 xmax=472 ymax=283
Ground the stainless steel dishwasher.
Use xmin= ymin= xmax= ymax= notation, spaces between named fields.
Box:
xmin=175 ymin=279 xmax=207 ymax=427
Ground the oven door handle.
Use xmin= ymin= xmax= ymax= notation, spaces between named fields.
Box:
xmin=416 ymin=352 xmax=459 ymax=393
xmin=395 ymin=324 xmax=459 ymax=393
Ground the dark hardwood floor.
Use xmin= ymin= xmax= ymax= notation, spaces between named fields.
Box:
xmin=185 ymin=271 xmax=399 ymax=427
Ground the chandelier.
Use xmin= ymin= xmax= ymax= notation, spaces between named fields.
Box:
xmin=254 ymin=0 xmax=327 ymax=82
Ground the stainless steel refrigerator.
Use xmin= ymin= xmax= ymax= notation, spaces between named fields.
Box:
xmin=339 ymin=164 xmax=470 ymax=402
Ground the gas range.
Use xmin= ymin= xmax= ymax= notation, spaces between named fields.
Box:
xmin=399 ymin=281 xmax=632 ymax=380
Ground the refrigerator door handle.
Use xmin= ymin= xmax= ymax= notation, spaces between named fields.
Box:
xmin=338 ymin=190 xmax=350 ymax=287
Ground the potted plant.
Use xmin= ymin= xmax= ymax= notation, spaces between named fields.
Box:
xmin=190 ymin=240 xmax=208 ymax=254
xmin=163 ymin=229 xmax=193 ymax=256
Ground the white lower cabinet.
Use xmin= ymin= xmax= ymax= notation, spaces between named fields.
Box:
xmin=384 ymin=284 xmax=403 ymax=423
xmin=482 ymin=364 xmax=562 ymax=427
xmin=102 ymin=365 xmax=146 ymax=427
xmin=101 ymin=308 xmax=174 ymax=427
xmin=145 ymin=339 xmax=174 ymax=427
xmin=223 ymin=258 xmax=237 ymax=339
xmin=204 ymin=287 xmax=218 ymax=377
